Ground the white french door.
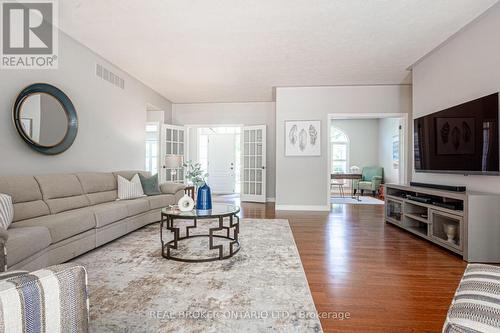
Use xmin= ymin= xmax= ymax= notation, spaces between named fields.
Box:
xmin=160 ymin=124 xmax=186 ymax=183
xmin=241 ymin=125 xmax=266 ymax=202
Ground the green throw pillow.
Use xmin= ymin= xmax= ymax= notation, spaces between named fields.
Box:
xmin=139 ymin=174 xmax=161 ymax=196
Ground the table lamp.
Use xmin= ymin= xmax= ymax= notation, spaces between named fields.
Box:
xmin=164 ymin=154 xmax=184 ymax=182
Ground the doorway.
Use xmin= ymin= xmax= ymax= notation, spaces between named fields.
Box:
xmin=327 ymin=113 xmax=408 ymax=205
xmin=185 ymin=124 xmax=267 ymax=203
xmin=197 ymin=127 xmax=241 ymax=195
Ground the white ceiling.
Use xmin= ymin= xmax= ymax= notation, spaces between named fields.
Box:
xmin=59 ymin=0 xmax=498 ymax=103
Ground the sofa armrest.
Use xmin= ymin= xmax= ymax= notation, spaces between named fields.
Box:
xmin=0 ymin=230 xmax=7 ymax=272
xmin=160 ymin=182 xmax=186 ymax=195
xmin=0 ymin=263 xmax=89 ymax=331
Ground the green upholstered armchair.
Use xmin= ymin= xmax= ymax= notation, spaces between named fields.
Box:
xmin=353 ymin=167 xmax=384 ymax=196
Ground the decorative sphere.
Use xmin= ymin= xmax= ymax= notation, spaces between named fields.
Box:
xmin=178 ymin=194 xmax=194 ymax=212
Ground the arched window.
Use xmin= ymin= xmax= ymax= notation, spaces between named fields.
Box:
xmin=331 ymin=127 xmax=349 ymax=174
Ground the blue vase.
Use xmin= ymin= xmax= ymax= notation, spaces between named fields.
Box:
xmin=196 ymin=182 xmax=212 ymax=211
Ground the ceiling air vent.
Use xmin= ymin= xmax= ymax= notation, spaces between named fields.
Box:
xmin=96 ymin=63 xmax=125 ymax=89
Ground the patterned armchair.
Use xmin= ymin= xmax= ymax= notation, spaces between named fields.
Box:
xmin=353 ymin=167 xmax=384 ymax=196
xmin=443 ymin=264 xmax=500 ymax=332
xmin=0 ymin=263 xmax=89 ymax=332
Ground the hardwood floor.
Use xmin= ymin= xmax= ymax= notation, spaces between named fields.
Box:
xmin=225 ymin=198 xmax=467 ymax=332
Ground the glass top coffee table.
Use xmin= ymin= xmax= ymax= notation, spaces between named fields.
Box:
xmin=160 ymin=203 xmax=241 ymax=262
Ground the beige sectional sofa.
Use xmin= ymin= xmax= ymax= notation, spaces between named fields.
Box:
xmin=0 ymin=171 xmax=185 ymax=271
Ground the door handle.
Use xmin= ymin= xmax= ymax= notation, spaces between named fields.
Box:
xmin=261 ymin=166 xmax=265 ymax=170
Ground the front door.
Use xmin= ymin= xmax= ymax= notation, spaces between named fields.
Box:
xmin=208 ymin=134 xmax=236 ymax=194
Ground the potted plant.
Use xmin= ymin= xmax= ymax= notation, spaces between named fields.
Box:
xmin=183 ymin=161 xmax=208 ymax=188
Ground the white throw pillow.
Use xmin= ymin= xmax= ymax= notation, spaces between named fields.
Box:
xmin=117 ymin=174 xmax=146 ymax=200
xmin=0 ymin=194 xmax=13 ymax=230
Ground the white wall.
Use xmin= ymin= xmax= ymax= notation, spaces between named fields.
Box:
xmin=147 ymin=110 xmax=166 ymax=123
xmin=412 ymin=3 xmax=500 ymax=193
xmin=186 ymin=128 xmax=198 ymax=162
xmin=0 ymin=30 xmax=172 ymax=175
xmin=378 ymin=117 xmax=401 ymax=184
xmin=172 ymin=102 xmax=276 ymax=198
xmin=275 ymin=85 xmax=412 ymax=210
xmin=331 ymin=119 xmax=380 ymax=172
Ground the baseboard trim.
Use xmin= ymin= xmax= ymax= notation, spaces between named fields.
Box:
xmin=275 ymin=204 xmax=330 ymax=211
xmin=266 ymin=197 xmax=276 ymax=202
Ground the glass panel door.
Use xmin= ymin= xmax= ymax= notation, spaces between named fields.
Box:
xmin=160 ymin=124 xmax=186 ymax=183
xmin=241 ymin=125 xmax=266 ymax=202
xmin=386 ymin=199 xmax=403 ymax=224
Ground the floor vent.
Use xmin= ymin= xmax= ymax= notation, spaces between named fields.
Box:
xmin=96 ymin=64 xmax=125 ymax=89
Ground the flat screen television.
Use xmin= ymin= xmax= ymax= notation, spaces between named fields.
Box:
xmin=414 ymin=92 xmax=499 ymax=175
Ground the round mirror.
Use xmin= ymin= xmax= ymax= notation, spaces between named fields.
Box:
xmin=13 ymin=83 xmax=78 ymax=155
xmin=18 ymin=93 xmax=68 ymax=147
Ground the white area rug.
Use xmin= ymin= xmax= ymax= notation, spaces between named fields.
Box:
xmin=72 ymin=219 xmax=323 ymax=332
xmin=331 ymin=195 xmax=384 ymax=205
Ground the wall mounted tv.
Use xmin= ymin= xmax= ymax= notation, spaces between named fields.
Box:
xmin=414 ymin=92 xmax=499 ymax=175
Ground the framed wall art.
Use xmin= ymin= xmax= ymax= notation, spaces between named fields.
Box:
xmin=285 ymin=120 xmax=321 ymax=156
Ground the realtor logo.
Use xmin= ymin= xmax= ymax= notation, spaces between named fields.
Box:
xmin=1 ymin=0 xmax=58 ymax=69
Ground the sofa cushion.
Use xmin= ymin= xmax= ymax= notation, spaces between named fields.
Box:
xmin=76 ymin=172 xmax=117 ymax=205
xmin=44 ymin=196 xmax=91 ymax=215
xmin=139 ymin=174 xmax=161 ymax=196
xmin=126 ymin=198 xmax=150 ymax=216
xmin=147 ymin=194 xmax=176 ymax=210
xmin=86 ymin=191 xmax=117 ymax=206
xmin=12 ymin=201 xmax=50 ymax=223
xmin=91 ymin=202 xmax=129 ymax=228
xmin=5 ymin=226 xmax=51 ymax=266
xmin=117 ymin=175 xmax=145 ymax=200
xmin=160 ymin=182 xmax=185 ymax=195
xmin=0 ymin=176 xmax=50 ymax=222
xmin=11 ymin=208 xmax=96 ymax=243
xmin=35 ymin=174 xmax=85 ymax=199
xmin=35 ymin=174 xmax=90 ymax=214
xmin=0 ymin=176 xmax=43 ymax=203
xmin=76 ymin=172 xmax=117 ymax=193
